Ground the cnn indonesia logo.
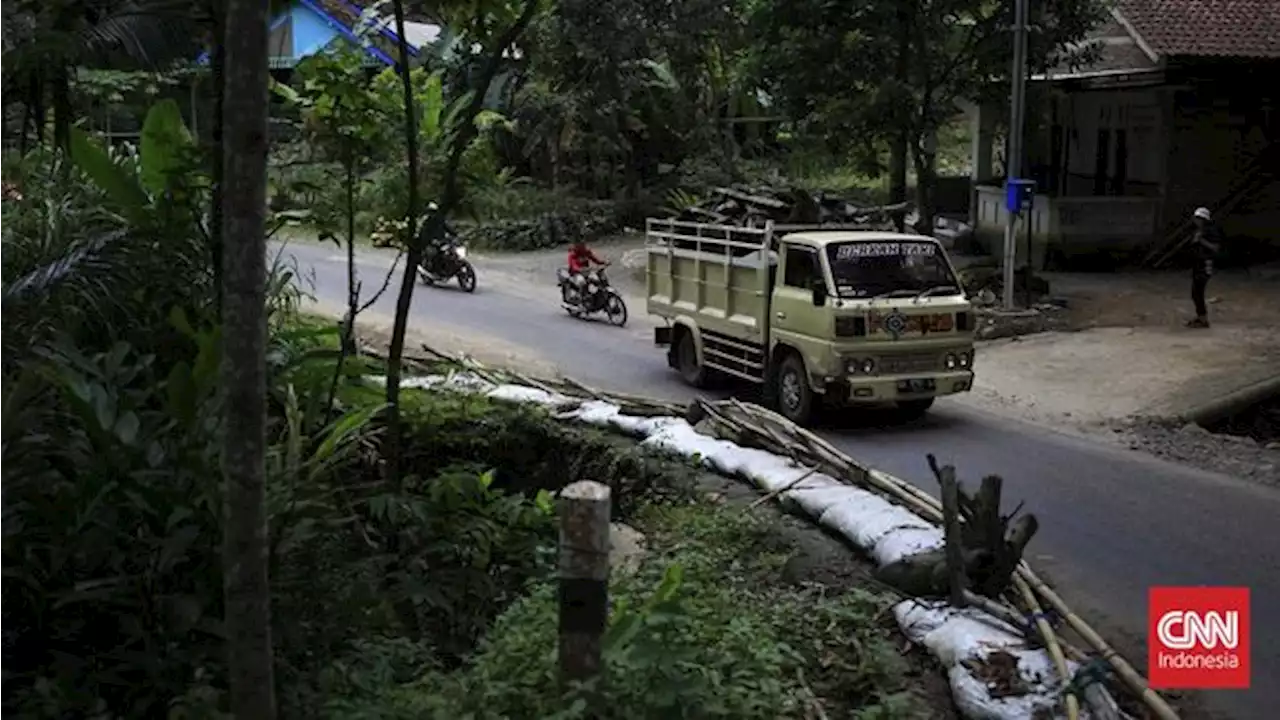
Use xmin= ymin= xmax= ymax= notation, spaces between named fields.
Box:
xmin=1148 ymin=586 xmax=1250 ymax=689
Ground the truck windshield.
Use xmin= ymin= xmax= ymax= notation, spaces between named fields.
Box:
xmin=825 ymin=240 xmax=959 ymax=298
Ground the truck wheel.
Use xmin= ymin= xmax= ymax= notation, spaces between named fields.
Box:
xmin=896 ymin=398 xmax=935 ymax=419
xmin=776 ymin=353 xmax=815 ymax=426
xmin=675 ymin=330 xmax=708 ymax=388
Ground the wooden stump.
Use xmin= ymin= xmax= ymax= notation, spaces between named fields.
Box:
xmin=874 ymin=455 xmax=1038 ymax=599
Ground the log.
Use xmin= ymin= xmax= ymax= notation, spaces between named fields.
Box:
xmin=713 ymin=186 xmax=786 ymax=209
xmin=939 ymin=464 xmax=968 ymax=607
xmin=558 ymin=480 xmax=612 ymax=687
xmin=875 ymin=456 xmax=1037 ymax=600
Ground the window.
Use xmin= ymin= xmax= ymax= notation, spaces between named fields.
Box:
xmin=1093 ymin=128 xmax=1111 ymax=196
xmin=1111 ymin=128 xmax=1128 ymax=195
xmin=782 ymin=245 xmax=819 ymax=288
xmin=825 ymin=240 xmax=959 ymax=298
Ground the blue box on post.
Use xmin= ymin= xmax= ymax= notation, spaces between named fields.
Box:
xmin=1004 ymin=178 xmax=1037 ymax=214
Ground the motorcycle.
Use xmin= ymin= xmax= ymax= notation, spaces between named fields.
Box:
xmin=557 ymin=264 xmax=628 ymax=327
xmin=418 ymin=233 xmax=477 ymax=293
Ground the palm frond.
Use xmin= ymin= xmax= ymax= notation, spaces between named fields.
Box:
xmin=78 ymin=10 xmax=203 ymax=70
xmin=2 ymin=229 xmax=127 ymax=306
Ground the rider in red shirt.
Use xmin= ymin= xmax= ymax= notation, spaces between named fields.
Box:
xmin=566 ymin=241 xmax=605 ymax=298
xmin=567 ymin=241 xmax=604 ymax=273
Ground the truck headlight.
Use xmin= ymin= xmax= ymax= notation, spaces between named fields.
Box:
xmin=846 ymin=358 xmax=875 ymax=374
xmin=957 ymin=351 xmax=972 ymax=368
xmin=945 ymin=353 xmax=958 ymax=369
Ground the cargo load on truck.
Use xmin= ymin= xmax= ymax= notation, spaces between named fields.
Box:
xmin=645 ymin=218 xmax=976 ymax=425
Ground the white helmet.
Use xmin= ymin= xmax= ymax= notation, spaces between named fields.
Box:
xmin=1193 ymin=207 xmax=1211 ymax=221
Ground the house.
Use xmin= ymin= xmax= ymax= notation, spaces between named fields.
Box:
xmin=967 ymin=0 xmax=1280 ymax=268
xmin=197 ymin=0 xmax=432 ymax=72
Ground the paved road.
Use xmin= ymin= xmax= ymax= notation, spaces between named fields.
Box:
xmin=278 ymin=240 xmax=1278 ymax=720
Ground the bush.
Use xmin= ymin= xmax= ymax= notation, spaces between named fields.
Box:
xmin=456 ymin=185 xmax=655 ymax=252
xmin=455 ymin=207 xmax=625 ymax=251
xmin=311 ymin=506 xmax=924 ymax=720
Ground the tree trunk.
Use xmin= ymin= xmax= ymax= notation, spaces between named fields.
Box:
xmin=383 ymin=0 xmax=540 ymax=490
xmin=50 ymin=46 xmax=72 ymax=153
xmin=345 ymin=152 xmax=358 ymax=337
xmin=911 ymin=131 xmax=938 ymax=237
xmin=210 ymin=10 xmax=227 ymax=317
xmin=382 ymin=0 xmax=424 ymax=491
xmin=218 ymin=0 xmax=277 ymax=714
xmin=888 ymin=3 xmax=913 ymax=232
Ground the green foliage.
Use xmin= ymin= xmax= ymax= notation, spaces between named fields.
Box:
xmin=310 ymin=506 xmax=925 ymax=719
xmin=271 ymin=52 xmax=510 ymax=241
xmin=747 ymin=0 xmax=1105 ymax=159
xmin=366 ymin=466 xmax=557 ymax=662
xmin=0 ymin=307 xmax=381 ymax=717
xmin=456 ymin=205 xmax=629 ymax=251
xmin=3 ymin=105 xmax=214 ymax=366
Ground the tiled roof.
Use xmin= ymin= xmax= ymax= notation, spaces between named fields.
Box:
xmin=1045 ymin=15 xmax=1158 ymax=75
xmin=1114 ymin=0 xmax=1280 ymax=59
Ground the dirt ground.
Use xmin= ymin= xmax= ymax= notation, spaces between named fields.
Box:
xmin=304 ymin=297 xmax=563 ymax=377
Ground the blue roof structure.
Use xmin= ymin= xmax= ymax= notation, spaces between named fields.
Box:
xmin=195 ymin=0 xmax=419 ymax=68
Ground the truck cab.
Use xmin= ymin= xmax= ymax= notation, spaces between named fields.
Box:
xmin=646 ymin=219 xmax=976 ymax=425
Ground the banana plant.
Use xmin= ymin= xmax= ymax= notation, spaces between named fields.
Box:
xmin=68 ymin=98 xmax=200 ymax=231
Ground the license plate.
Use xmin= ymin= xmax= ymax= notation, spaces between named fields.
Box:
xmin=897 ymin=378 xmax=936 ymax=393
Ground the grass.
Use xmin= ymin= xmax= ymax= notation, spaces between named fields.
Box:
xmin=311 ymin=496 xmax=939 ymax=720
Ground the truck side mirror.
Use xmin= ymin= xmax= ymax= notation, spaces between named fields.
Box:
xmin=810 ymin=279 xmax=827 ymax=307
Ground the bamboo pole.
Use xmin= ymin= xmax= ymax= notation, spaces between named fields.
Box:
xmin=1013 ymin=574 xmax=1080 ymax=720
xmin=1016 ymin=563 xmax=1179 ymax=720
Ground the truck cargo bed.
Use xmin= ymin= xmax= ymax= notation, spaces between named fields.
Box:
xmin=645 ymin=219 xmax=775 ymax=341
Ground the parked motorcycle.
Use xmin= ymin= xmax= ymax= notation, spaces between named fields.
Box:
xmin=557 ymin=264 xmax=628 ymax=327
xmin=418 ymin=233 xmax=476 ymax=293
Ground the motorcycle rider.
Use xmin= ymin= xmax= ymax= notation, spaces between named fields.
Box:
xmin=566 ymin=241 xmax=606 ymax=300
xmin=419 ymin=202 xmax=458 ymax=271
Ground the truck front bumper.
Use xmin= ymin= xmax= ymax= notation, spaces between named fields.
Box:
xmin=827 ymin=370 xmax=975 ymax=404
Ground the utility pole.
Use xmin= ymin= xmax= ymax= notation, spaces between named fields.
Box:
xmin=1002 ymin=0 xmax=1030 ymax=309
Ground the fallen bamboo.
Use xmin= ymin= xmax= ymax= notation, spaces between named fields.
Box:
xmin=745 ymin=467 xmax=819 ymax=512
xmin=1013 ymin=575 xmax=1081 ymax=720
xmin=1016 ymin=564 xmax=1178 ymax=720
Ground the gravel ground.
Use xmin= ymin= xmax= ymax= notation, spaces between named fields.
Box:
xmin=1106 ymin=419 xmax=1280 ymax=486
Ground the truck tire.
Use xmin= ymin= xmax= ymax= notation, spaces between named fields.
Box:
xmin=896 ymin=398 xmax=935 ymax=419
xmin=775 ymin=353 xmax=815 ymax=426
xmin=675 ymin=330 xmax=709 ymax=388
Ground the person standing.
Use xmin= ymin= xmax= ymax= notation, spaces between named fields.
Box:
xmin=1186 ymin=207 xmax=1223 ymax=328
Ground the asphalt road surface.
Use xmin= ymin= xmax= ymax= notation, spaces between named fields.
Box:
xmin=277 ymin=240 xmax=1279 ymax=720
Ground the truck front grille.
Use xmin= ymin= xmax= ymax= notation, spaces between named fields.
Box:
xmin=835 ymin=316 xmax=866 ymax=337
xmin=878 ymin=353 xmax=940 ymax=375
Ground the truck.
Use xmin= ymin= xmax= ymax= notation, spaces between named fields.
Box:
xmin=645 ymin=218 xmax=976 ymax=426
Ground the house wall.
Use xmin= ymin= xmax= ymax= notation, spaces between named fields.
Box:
xmin=969 ymin=86 xmax=1167 ymax=264
xmin=291 ymin=4 xmax=342 ymax=58
xmin=1161 ymin=79 xmax=1280 ymax=250
xmin=268 ymin=14 xmax=293 ymax=58
xmin=1056 ymin=88 xmax=1164 ymax=198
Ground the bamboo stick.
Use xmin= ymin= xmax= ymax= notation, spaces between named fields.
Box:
xmin=1016 ymin=564 xmax=1178 ymax=720
xmin=1013 ymin=574 xmax=1080 ymax=720
xmin=745 ymin=467 xmax=819 ymax=512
